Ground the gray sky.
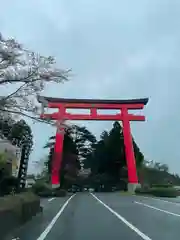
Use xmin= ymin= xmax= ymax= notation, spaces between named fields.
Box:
xmin=1 ymin=0 xmax=180 ymax=174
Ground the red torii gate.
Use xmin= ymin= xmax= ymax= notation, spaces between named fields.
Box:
xmin=38 ymin=96 xmax=148 ymax=192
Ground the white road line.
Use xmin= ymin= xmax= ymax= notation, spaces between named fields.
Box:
xmin=48 ymin=197 xmax=55 ymax=202
xmin=140 ymin=196 xmax=180 ymax=206
xmin=135 ymin=201 xmax=180 ymax=217
xmin=91 ymin=193 xmax=152 ymax=240
xmin=37 ymin=194 xmax=75 ymax=240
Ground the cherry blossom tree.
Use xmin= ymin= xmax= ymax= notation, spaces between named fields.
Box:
xmin=0 ymin=33 xmax=70 ymax=123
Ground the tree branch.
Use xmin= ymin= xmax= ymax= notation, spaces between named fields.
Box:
xmin=1 ymin=83 xmax=27 ymax=101
xmin=0 ymin=108 xmax=54 ymax=125
xmin=0 ymin=71 xmax=37 ymax=85
xmin=0 ymin=59 xmax=5 ymax=64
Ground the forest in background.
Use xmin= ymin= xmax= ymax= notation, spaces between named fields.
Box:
xmin=44 ymin=121 xmax=180 ymax=191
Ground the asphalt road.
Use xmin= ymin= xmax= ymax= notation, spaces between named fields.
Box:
xmin=11 ymin=193 xmax=180 ymax=240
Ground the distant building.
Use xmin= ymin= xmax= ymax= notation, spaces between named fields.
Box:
xmin=25 ymin=177 xmax=35 ymax=188
xmin=0 ymin=138 xmax=21 ymax=177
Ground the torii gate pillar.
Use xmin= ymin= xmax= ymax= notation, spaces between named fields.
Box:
xmin=121 ymin=107 xmax=139 ymax=192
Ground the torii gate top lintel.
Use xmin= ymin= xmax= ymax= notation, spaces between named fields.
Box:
xmin=37 ymin=95 xmax=148 ymax=122
xmin=37 ymin=95 xmax=148 ymax=107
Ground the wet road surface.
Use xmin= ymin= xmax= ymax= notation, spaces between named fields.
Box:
xmin=12 ymin=193 xmax=180 ymax=240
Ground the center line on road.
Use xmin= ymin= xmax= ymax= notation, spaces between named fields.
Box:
xmin=135 ymin=201 xmax=180 ymax=217
xmin=37 ymin=194 xmax=75 ymax=240
xmin=91 ymin=193 xmax=152 ymax=240
xmin=48 ymin=197 xmax=55 ymax=202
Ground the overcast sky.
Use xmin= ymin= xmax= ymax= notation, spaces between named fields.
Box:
xmin=1 ymin=0 xmax=180 ymax=174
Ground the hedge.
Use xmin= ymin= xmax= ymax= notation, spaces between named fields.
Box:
xmin=150 ymin=187 xmax=178 ymax=198
xmin=135 ymin=187 xmax=150 ymax=195
xmin=0 ymin=192 xmax=42 ymax=239
xmin=32 ymin=181 xmax=67 ymax=197
xmin=151 ymin=184 xmax=172 ymax=188
xmin=135 ymin=187 xmax=178 ymax=198
xmin=32 ymin=181 xmax=52 ymax=194
xmin=54 ymin=189 xmax=67 ymax=197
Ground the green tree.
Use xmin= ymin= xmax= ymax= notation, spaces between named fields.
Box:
xmin=132 ymin=139 xmax=144 ymax=167
xmin=8 ymin=119 xmax=33 ymax=149
xmin=44 ymin=128 xmax=80 ymax=188
xmin=0 ymin=115 xmax=15 ymax=138
xmin=87 ymin=121 xmax=144 ymax=188
xmin=68 ymin=125 xmax=97 ymax=160
xmin=44 ymin=125 xmax=97 ymax=170
xmin=43 ymin=124 xmax=97 ymax=189
xmin=138 ymin=160 xmax=179 ymax=186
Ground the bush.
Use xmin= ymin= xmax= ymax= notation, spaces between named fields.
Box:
xmin=32 ymin=181 xmax=68 ymax=197
xmin=135 ymin=187 xmax=150 ymax=195
xmin=32 ymin=181 xmax=54 ymax=197
xmin=0 ymin=192 xmax=41 ymax=220
xmin=150 ymin=187 xmax=178 ymax=198
xmin=151 ymin=184 xmax=172 ymax=188
xmin=32 ymin=181 xmax=47 ymax=194
xmin=0 ymin=176 xmax=19 ymax=196
xmin=0 ymin=192 xmax=41 ymax=239
xmin=135 ymin=187 xmax=178 ymax=198
xmin=38 ymin=190 xmax=55 ymax=198
xmin=18 ymin=192 xmax=41 ymax=222
xmin=54 ymin=189 xmax=67 ymax=197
